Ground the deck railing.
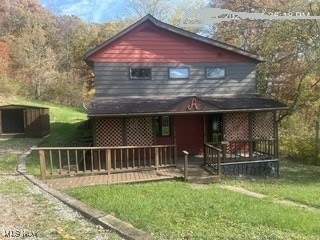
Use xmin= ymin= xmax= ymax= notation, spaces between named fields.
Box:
xmin=206 ymin=139 xmax=278 ymax=163
xmin=32 ymin=145 xmax=177 ymax=180
xmin=203 ymin=143 xmax=222 ymax=176
xmin=222 ymin=139 xmax=278 ymax=162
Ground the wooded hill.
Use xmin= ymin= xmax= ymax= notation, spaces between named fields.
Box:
xmin=0 ymin=0 xmax=131 ymax=105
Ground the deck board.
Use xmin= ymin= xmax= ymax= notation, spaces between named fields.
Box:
xmin=45 ymin=168 xmax=184 ymax=189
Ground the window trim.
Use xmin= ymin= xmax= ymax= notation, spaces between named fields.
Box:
xmin=206 ymin=67 xmax=226 ymax=79
xmin=168 ymin=67 xmax=190 ymax=79
xmin=129 ymin=67 xmax=152 ymax=80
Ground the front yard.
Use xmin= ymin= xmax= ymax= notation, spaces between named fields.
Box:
xmin=66 ymin=159 xmax=320 ymax=240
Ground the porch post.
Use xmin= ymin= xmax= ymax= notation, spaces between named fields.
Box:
xmin=249 ymin=113 xmax=253 ymax=159
xmin=106 ymin=149 xmax=111 ymax=175
xmin=183 ymin=151 xmax=189 ymax=181
xmin=203 ymin=144 xmax=207 ymax=165
xmin=222 ymin=142 xmax=227 ymax=162
xmin=274 ymin=111 xmax=279 ymax=158
xmin=217 ymin=149 xmax=221 ymax=177
xmin=39 ymin=150 xmax=46 ymax=181
xmin=155 ymin=147 xmax=159 ymax=171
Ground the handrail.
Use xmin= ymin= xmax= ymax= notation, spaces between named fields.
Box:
xmin=32 ymin=145 xmax=176 ymax=151
xmin=33 ymin=145 xmax=177 ymax=180
xmin=203 ymin=143 xmax=221 ymax=176
xmin=203 ymin=143 xmax=222 ymax=152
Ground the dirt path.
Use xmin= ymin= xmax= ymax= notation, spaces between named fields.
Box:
xmin=0 ymin=138 xmax=123 ymax=240
xmin=218 ymin=184 xmax=320 ymax=212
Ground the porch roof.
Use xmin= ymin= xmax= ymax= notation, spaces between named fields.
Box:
xmin=88 ymin=95 xmax=288 ymax=117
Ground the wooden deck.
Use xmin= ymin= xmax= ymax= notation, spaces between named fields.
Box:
xmin=44 ymin=155 xmax=219 ymax=189
xmin=45 ymin=167 xmax=184 ymax=189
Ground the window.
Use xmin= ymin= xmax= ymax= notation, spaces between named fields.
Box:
xmin=130 ymin=68 xmax=151 ymax=79
xmin=169 ymin=67 xmax=189 ymax=79
xmin=155 ymin=116 xmax=171 ymax=136
xmin=206 ymin=67 xmax=226 ymax=79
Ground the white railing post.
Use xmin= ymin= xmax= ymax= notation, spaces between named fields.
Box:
xmin=183 ymin=151 xmax=189 ymax=181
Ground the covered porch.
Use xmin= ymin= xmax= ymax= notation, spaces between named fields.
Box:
xmin=88 ymin=95 xmax=287 ymax=176
xmin=32 ymin=95 xmax=287 ymax=184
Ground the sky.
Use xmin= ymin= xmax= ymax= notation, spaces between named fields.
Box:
xmin=39 ymin=0 xmax=128 ymax=23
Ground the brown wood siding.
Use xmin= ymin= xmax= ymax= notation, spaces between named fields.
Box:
xmin=94 ymin=62 xmax=256 ymax=98
xmin=25 ymin=108 xmax=50 ymax=137
xmin=0 ymin=106 xmax=50 ymax=137
xmin=88 ymin=23 xmax=253 ymax=63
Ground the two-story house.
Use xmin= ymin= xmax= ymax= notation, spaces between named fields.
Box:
xmin=84 ymin=15 xmax=287 ymax=175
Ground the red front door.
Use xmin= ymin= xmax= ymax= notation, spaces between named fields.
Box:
xmin=175 ymin=115 xmax=204 ymax=155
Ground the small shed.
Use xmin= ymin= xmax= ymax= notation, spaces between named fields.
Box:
xmin=0 ymin=105 xmax=50 ymax=137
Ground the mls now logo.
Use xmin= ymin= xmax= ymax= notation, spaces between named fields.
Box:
xmin=2 ymin=230 xmax=38 ymax=238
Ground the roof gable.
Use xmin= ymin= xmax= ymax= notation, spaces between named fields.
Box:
xmin=85 ymin=15 xmax=263 ymax=63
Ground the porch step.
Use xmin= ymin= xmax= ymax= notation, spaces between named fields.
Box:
xmin=187 ymin=175 xmax=220 ymax=184
xmin=184 ymin=164 xmax=220 ymax=184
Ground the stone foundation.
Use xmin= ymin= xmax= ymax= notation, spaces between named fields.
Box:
xmin=221 ymin=160 xmax=279 ymax=176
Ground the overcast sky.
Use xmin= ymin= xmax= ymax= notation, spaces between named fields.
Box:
xmin=39 ymin=0 xmax=128 ymax=23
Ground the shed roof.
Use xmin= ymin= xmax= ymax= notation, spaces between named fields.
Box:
xmin=88 ymin=95 xmax=288 ymax=117
xmin=0 ymin=104 xmax=49 ymax=110
xmin=84 ymin=14 xmax=263 ymax=63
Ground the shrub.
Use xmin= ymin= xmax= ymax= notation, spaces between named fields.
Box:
xmin=279 ymin=113 xmax=319 ymax=165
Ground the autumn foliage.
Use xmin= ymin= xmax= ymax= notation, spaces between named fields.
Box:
xmin=0 ymin=40 xmax=9 ymax=73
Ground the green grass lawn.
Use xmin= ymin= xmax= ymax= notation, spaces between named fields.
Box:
xmin=66 ymin=179 xmax=320 ymax=240
xmin=220 ymin=159 xmax=320 ymax=209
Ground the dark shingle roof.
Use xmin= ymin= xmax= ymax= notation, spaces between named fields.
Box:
xmin=88 ymin=95 xmax=288 ymax=117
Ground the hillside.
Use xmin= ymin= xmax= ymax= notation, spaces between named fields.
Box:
xmin=0 ymin=0 xmax=129 ymax=106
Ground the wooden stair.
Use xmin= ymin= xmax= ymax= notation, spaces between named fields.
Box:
xmin=184 ymin=164 xmax=220 ymax=184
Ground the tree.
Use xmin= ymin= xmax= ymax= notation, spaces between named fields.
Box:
xmin=7 ymin=2 xmax=58 ymax=100
xmin=124 ymin=0 xmax=208 ymax=30
xmin=210 ymin=0 xmax=320 ymax=164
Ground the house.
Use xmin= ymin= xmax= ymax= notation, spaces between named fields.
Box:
xmin=84 ymin=15 xmax=288 ymax=175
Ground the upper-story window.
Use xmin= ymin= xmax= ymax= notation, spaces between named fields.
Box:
xmin=130 ymin=68 xmax=151 ymax=79
xmin=206 ymin=67 xmax=226 ymax=79
xmin=169 ymin=67 xmax=189 ymax=79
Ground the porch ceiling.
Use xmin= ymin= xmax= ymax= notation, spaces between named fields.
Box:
xmin=88 ymin=95 xmax=288 ymax=117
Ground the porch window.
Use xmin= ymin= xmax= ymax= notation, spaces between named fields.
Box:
xmin=130 ymin=68 xmax=151 ymax=79
xmin=155 ymin=116 xmax=171 ymax=136
xmin=206 ymin=67 xmax=226 ymax=79
xmin=169 ymin=67 xmax=189 ymax=79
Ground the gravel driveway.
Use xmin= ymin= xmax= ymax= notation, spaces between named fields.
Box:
xmin=0 ymin=138 xmax=123 ymax=240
